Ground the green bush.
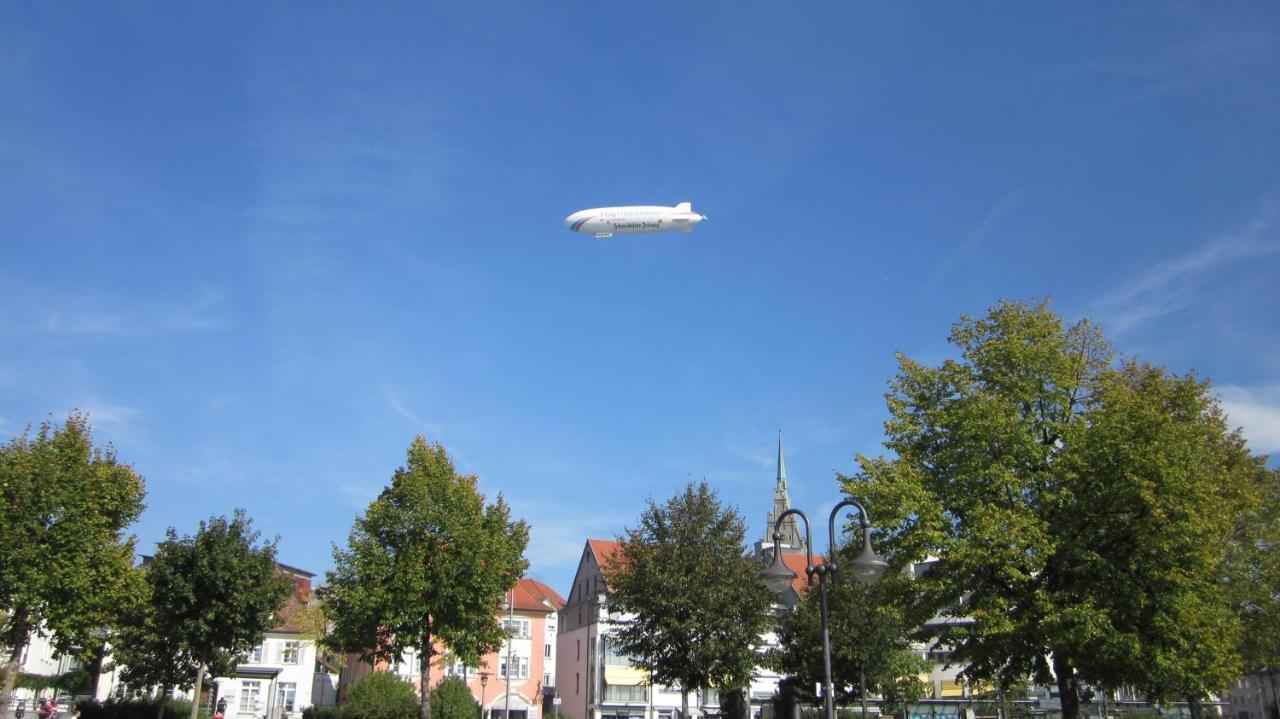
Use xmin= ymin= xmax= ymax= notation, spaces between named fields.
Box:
xmin=303 ymin=707 xmax=348 ymax=719
xmin=76 ymin=698 xmax=199 ymax=719
xmin=344 ymin=672 xmax=419 ymax=719
xmin=429 ymin=677 xmax=477 ymax=719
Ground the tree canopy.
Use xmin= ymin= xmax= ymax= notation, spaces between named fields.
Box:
xmin=320 ymin=437 xmax=528 ymax=719
xmin=848 ymin=300 xmax=1274 ymax=719
xmin=0 ymin=413 xmax=147 ymax=716
xmin=603 ymin=481 xmax=775 ymax=719
xmin=112 ymin=510 xmax=292 ymax=719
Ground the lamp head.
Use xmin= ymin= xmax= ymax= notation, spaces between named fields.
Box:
xmin=848 ymin=541 xmax=889 ymax=585
xmin=760 ymin=544 xmax=798 ymax=595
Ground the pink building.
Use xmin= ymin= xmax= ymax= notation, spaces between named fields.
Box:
xmin=341 ymin=578 xmax=566 ymax=719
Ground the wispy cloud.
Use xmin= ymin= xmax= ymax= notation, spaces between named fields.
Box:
xmin=3 ymin=288 xmax=225 ymax=339
xmin=508 ymin=498 xmax=628 ymax=581
xmin=1218 ymin=384 xmax=1280 ymax=456
xmin=1078 ymin=23 xmax=1278 ymax=106
xmin=1094 ymin=202 xmax=1279 ymax=334
xmin=921 ymin=191 xmax=1021 ymax=297
xmin=384 ymin=389 xmax=446 ymax=440
xmin=73 ymin=398 xmax=144 ymax=449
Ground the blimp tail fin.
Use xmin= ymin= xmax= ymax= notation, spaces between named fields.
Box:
xmin=675 ymin=202 xmax=692 ymax=212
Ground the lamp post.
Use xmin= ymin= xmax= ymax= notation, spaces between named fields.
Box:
xmin=480 ymin=673 xmax=490 ymax=719
xmin=503 ymin=588 xmax=515 ymax=719
xmin=760 ymin=498 xmax=889 ymax=719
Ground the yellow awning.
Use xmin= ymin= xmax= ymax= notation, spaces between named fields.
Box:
xmin=940 ymin=680 xmax=964 ymax=698
xmin=604 ymin=666 xmax=648 ymax=686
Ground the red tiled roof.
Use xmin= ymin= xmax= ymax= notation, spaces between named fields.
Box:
xmin=510 ymin=577 xmax=566 ymax=613
xmin=781 ymin=552 xmax=827 ymax=595
xmin=589 ymin=538 xmax=621 ymax=573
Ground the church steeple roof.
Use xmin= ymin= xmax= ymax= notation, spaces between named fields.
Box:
xmin=777 ymin=432 xmax=787 ymax=489
xmin=764 ymin=432 xmax=806 ymax=556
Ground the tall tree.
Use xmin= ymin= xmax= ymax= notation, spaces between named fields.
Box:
xmin=775 ymin=557 xmax=928 ymax=715
xmin=849 ymin=300 xmax=1272 ymax=719
xmin=112 ymin=511 xmax=292 ymax=719
xmin=0 ymin=413 xmax=146 ymax=716
xmin=603 ymin=482 xmax=775 ymax=719
xmin=319 ymin=437 xmax=529 ymax=719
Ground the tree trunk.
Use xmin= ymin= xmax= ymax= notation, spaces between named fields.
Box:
xmin=157 ymin=684 xmax=171 ymax=719
xmin=1186 ymin=695 xmax=1203 ymax=719
xmin=0 ymin=617 xmax=32 ymax=716
xmin=189 ymin=665 xmax=206 ymax=719
xmin=420 ymin=620 xmax=433 ymax=719
xmin=1052 ymin=654 xmax=1081 ymax=719
xmin=680 ymin=688 xmax=688 ymax=719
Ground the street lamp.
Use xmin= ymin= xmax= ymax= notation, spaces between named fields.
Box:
xmin=480 ymin=673 xmax=490 ymax=719
xmin=502 ymin=589 xmax=515 ymax=719
xmin=760 ymin=498 xmax=889 ymax=719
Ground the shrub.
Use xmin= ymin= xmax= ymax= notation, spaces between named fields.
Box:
xmin=344 ymin=672 xmax=419 ymax=719
xmin=76 ymin=699 xmax=198 ymax=719
xmin=303 ymin=707 xmax=348 ymax=719
xmin=429 ymin=677 xmax=477 ymax=719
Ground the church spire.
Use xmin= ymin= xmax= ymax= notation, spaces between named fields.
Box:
xmin=762 ymin=431 xmax=805 ymax=557
xmin=776 ymin=431 xmax=787 ymax=490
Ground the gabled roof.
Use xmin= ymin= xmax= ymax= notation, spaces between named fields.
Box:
xmin=588 ymin=538 xmax=621 ymax=574
xmin=511 ymin=577 xmax=566 ymax=613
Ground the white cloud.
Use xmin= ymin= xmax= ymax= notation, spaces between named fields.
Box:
xmin=1095 ymin=203 xmax=1278 ymax=334
xmin=1218 ymin=384 xmax=1280 ymax=455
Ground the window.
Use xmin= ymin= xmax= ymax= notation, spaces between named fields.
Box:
xmin=576 ymin=640 xmax=580 ymax=661
xmin=446 ymin=661 xmax=475 ymax=679
xmin=603 ymin=685 xmax=648 ymax=703
xmin=276 ymin=683 xmax=296 ymax=713
xmin=499 ymin=656 xmax=529 ymax=680
xmin=602 ymin=639 xmax=636 ymax=667
xmin=544 ymin=644 xmax=552 ymax=658
xmin=543 ymin=672 xmax=552 ymax=688
xmin=240 ymin=681 xmax=262 ymax=712
xmin=575 ymin=673 xmax=580 ymax=695
xmin=281 ymin=641 xmax=300 ymax=665
xmin=503 ymin=619 xmax=531 ymax=639
xmin=249 ymin=644 xmax=264 ymax=663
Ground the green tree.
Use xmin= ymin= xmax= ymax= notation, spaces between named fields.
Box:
xmin=429 ymin=677 xmax=479 ymax=719
xmin=776 ymin=567 xmax=928 ymax=716
xmin=345 ymin=671 xmax=420 ymax=719
xmin=319 ymin=438 xmax=529 ymax=719
xmin=0 ymin=413 xmax=147 ymax=716
xmin=113 ymin=511 xmax=292 ymax=719
xmin=849 ymin=300 xmax=1271 ymax=719
xmin=603 ymin=482 xmax=775 ymax=719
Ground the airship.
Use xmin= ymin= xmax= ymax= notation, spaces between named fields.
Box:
xmin=564 ymin=202 xmax=707 ymax=239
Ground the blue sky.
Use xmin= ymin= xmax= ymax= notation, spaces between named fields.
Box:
xmin=2 ymin=3 xmax=1279 ymax=595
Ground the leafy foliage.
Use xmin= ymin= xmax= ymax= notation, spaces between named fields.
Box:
xmin=112 ymin=511 xmax=292 ymax=694
xmin=320 ymin=438 xmax=529 ymax=719
xmin=0 ymin=413 xmax=147 ymax=714
xmin=429 ymin=677 xmax=479 ymax=719
xmin=344 ymin=671 xmax=420 ymax=719
xmin=775 ymin=567 xmax=927 ymax=713
xmin=848 ymin=300 xmax=1275 ymax=719
xmin=603 ymin=482 xmax=774 ymax=717
xmin=76 ymin=698 xmax=202 ymax=719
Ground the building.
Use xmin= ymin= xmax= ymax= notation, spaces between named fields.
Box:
xmin=557 ymin=538 xmax=711 ymax=719
xmin=1224 ymin=671 xmax=1278 ymax=719
xmin=208 ymin=564 xmax=322 ymax=719
xmin=340 ymin=577 xmax=565 ymax=719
